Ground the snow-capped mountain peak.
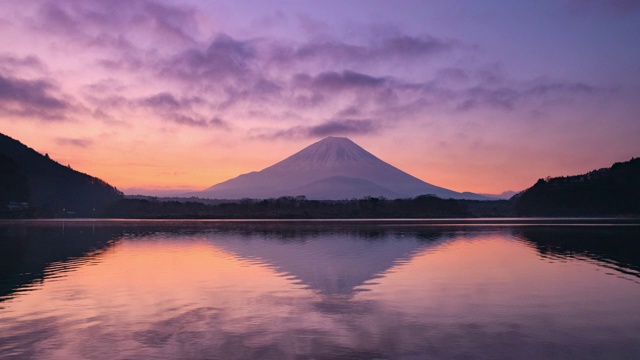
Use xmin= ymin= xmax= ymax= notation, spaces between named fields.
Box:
xmin=196 ymin=137 xmax=487 ymax=200
xmin=266 ymin=137 xmax=381 ymax=171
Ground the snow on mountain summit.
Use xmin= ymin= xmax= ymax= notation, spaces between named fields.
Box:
xmin=266 ymin=137 xmax=384 ymax=171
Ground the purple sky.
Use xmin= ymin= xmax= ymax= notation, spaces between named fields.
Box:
xmin=1 ymin=0 xmax=639 ymax=195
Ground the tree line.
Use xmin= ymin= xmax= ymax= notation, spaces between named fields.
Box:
xmin=102 ymin=195 xmax=498 ymax=219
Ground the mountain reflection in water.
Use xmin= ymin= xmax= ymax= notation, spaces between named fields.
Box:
xmin=0 ymin=220 xmax=639 ymax=359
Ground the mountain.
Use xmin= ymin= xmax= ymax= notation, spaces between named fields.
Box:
xmin=479 ymin=190 xmax=518 ymax=200
xmin=196 ymin=137 xmax=487 ymax=200
xmin=0 ymin=133 xmax=123 ymax=217
xmin=515 ymin=157 xmax=640 ymax=216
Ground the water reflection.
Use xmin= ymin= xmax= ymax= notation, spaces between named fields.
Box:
xmin=516 ymin=226 xmax=640 ymax=279
xmin=0 ymin=224 xmax=124 ymax=302
xmin=206 ymin=231 xmax=448 ymax=296
xmin=0 ymin=221 xmax=639 ymax=359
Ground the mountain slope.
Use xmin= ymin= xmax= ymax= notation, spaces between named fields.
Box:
xmin=515 ymin=157 xmax=640 ymax=215
xmin=294 ymin=176 xmax=402 ymax=200
xmin=0 ymin=133 xmax=123 ymax=216
xmin=197 ymin=137 xmax=486 ymax=200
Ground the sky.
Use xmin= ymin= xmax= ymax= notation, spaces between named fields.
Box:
xmin=1 ymin=0 xmax=639 ymax=196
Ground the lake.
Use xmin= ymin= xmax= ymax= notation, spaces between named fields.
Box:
xmin=1 ymin=219 xmax=639 ymax=359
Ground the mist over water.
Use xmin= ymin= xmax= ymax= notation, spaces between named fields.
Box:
xmin=1 ymin=220 xmax=639 ymax=359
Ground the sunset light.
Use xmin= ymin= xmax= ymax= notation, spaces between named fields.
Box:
xmin=2 ymin=1 xmax=638 ymax=196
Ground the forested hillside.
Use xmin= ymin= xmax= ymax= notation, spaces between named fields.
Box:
xmin=0 ymin=133 xmax=122 ymax=217
xmin=515 ymin=158 xmax=640 ymax=216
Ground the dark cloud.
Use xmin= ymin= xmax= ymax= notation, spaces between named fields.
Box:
xmin=279 ymin=71 xmax=393 ymax=111
xmin=216 ymin=78 xmax=284 ymax=110
xmin=169 ymin=114 xmax=229 ymax=129
xmin=292 ymin=41 xmax=369 ymax=63
xmin=139 ymin=92 xmax=182 ymax=110
xmin=525 ymin=81 xmax=598 ymax=96
xmin=308 ymin=119 xmax=379 ymax=137
xmin=378 ymin=35 xmax=456 ymax=57
xmin=91 ymin=91 xmax=199 ymax=112
xmin=0 ymin=54 xmax=46 ymax=72
xmin=294 ymin=71 xmax=388 ymax=91
xmin=258 ymin=118 xmax=379 ymax=139
xmin=0 ymin=74 xmax=71 ymax=120
xmin=336 ymin=107 xmax=361 ymax=117
xmin=292 ymin=93 xmax=326 ymax=108
xmin=135 ymin=92 xmax=228 ymax=129
xmin=56 ymin=137 xmax=93 ymax=147
xmin=281 ymin=35 xmax=457 ymax=65
xmin=170 ymin=114 xmax=209 ymax=127
xmin=210 ymin=117 xmax=228 ymax=128
xmin=161 ymin=34 xmax=257 ymax=82
xmin=81 ymin=87 xmax=224 ymax=128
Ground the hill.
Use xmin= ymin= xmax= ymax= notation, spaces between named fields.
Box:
xmin=0 ymin=133 xmax=123 ymax=217
xmin=515 ymin=158 xmax=640 ymax=216
xmin=195 ymin=137 xmax=488 ymax=200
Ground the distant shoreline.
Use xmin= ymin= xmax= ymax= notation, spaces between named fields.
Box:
xmin=3 ymin=217 xmax=639 ymax=227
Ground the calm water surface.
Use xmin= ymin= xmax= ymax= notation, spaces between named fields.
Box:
xmin=1 ymin=220 xmax=639 ymax=359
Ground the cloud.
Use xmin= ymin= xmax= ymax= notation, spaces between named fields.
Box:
xmin=209 ymin=117 xmax=228 ymax=128
xmin=7 ymin=5 xmax=610 ymax=132
xmin=289 ymin=41 xmax=369 ymax=63
xmin=524 ymin=80 xmax=598 ymax=96
xmin=256 ymin=118 xmax=379 ymax=139
xmin=169 ymin=114 xmax=228 ymax=128
xmin=377 ymin=35 xmax=457 ymax=57
xmin=0 ymin=53 xmax=46 ymax=72
xmin=308 ymin=119 xmax=379 ymax=137
xmin=33 ymin=0 xmax=198 ymax=47
xmin=136 ymin=0 xmax=198 ymax=44
xmin=285 ymin=71 xmax=393 ymax=110
xmin=454 ymin=79 xmax=603 ymax=112
xmin=294 ymin=71 xmax=388 ymax=91
xmin=55 ymin=137 xmax=93 ymax=147
xmin=276 ymin=34 xmax=458 ymax=66
xmin=0 ymin=74 xmax=71 ymax=120
xmin=135 ymin=92 xmax=227 ymax=128
xmin=36 ymin=2 xmax=79 ymax=36
xmin=336 ymin=107 xmax=361 ymax=117
xmin=81 ymin=86 xmax=227 ymax=129
xmin=139 ymin=92 xmax=183 ymax=111
xmin=161 ymin=34 xmax=257 ymax=83
xmin=79 ymin=29 xmax=464 ymax=120
xmin=153 ymin=31 xmax=460 ymax=94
